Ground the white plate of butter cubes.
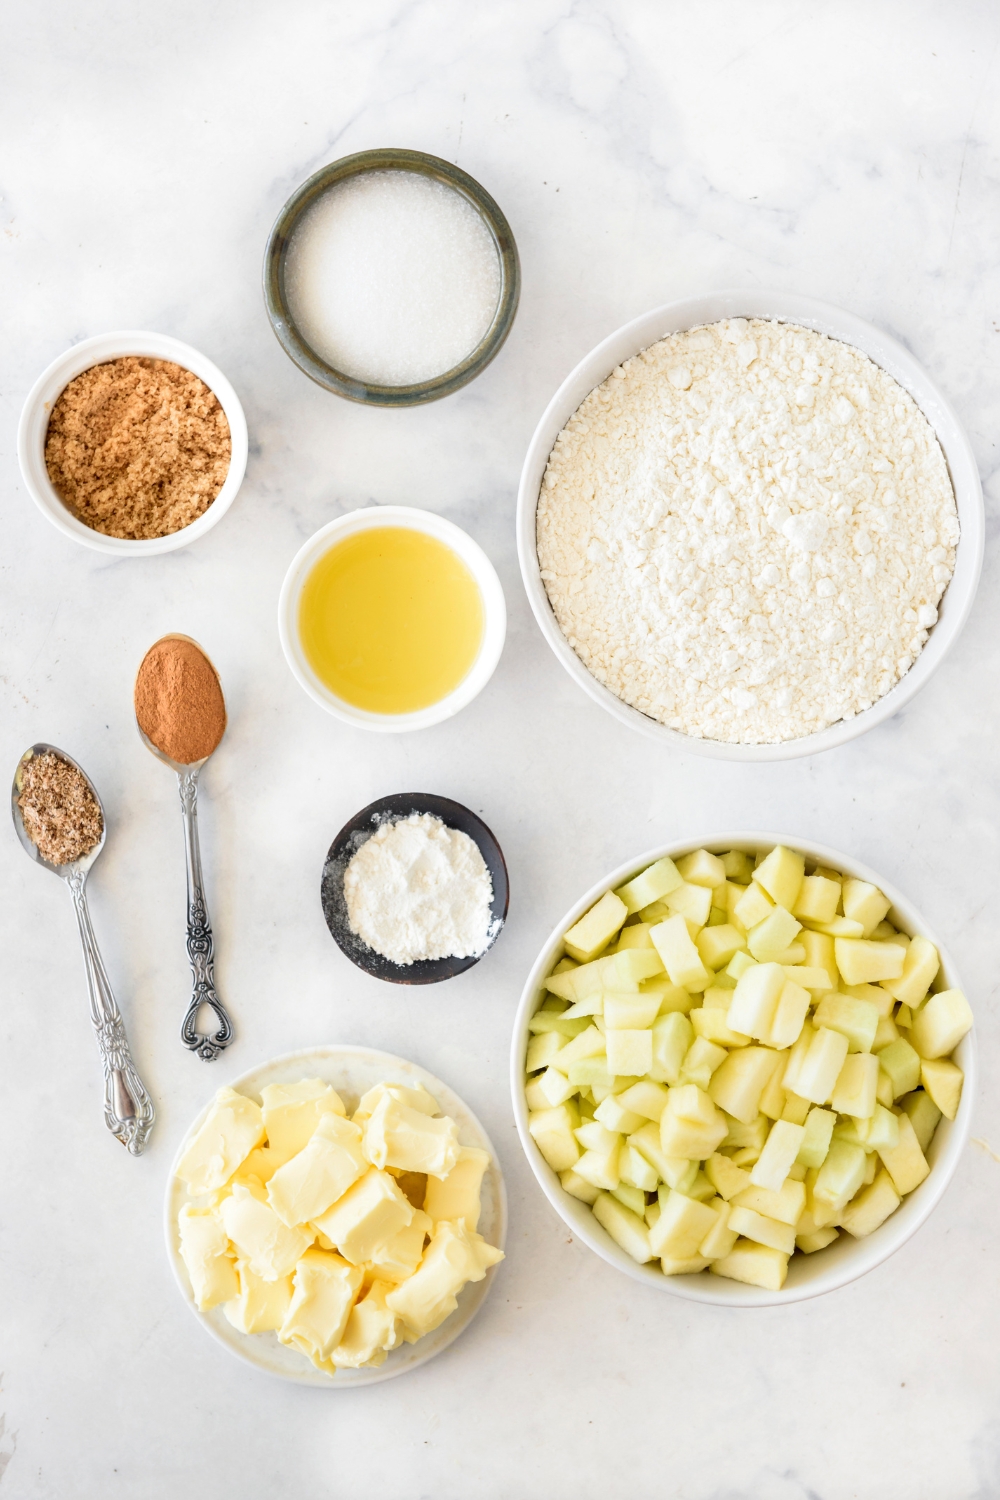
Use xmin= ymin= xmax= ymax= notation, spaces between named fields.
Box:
xmin=165 ymin=1045 xmax=507 ymax=1385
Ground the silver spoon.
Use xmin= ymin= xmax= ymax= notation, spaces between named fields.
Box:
xmin=134 ymin=635 xmax=234 ymax=1062
xmin=11 ymin=744 xmax=155 ymax=1155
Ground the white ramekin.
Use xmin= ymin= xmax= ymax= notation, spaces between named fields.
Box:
xmin=510 ymin=833 xmax=975 ymax=1308
xmin=277 ymin=505 xmax=507 ymax=732
xmin=517 ymin=291 xmax=984 ymax=761
xmin=17 ymin=330 xmax=249 ymax=555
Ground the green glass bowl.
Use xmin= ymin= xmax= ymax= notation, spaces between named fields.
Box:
xmin=263 ymin=148 xmax=521 ymax=406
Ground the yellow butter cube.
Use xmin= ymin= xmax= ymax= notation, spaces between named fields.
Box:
xmin=423 ymin=1147 xmax=490 ymax=1230
xmin=260 ymin=1079 xmax=346 ymax=1164
xmin=177 ymin=1204 xmax=239 ymax=1311
xmin=176 ymin=1087 xmax=266 ymax=1194
xmin=279 ymin=1248 xmax=363 ymax=1367
xmin=368 ymin=1209 xmax=433 ymax=1282
xmin=224 ymin=1260 xmax=294 ymax=1334
xmin=385 ymin=1221 xmax=503 ymax=1340
xmin=352 ymin=1081 xmax=438 ymax=1125
xmin=330 ymin=1280 xmax=401 ymax=1369
xmin=363 ymin=1093 xmax=461 ymax=1179
xmin=266 ymin=1113 xmax=367 ymax=1228
xmin=312 ymin=1168 xmax=414 ymax=1265
xmin=219 ymin=1181 xmax=314 ymax=1281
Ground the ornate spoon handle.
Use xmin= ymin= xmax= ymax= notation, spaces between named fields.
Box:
xmin=68 ymin=869 xmax=155 ymax=1155
xmin=178 ymin=767 xmax=234 ymax=1061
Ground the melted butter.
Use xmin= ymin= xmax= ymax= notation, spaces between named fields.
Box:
xmin=298 ymin=526 xmax=484 ymax=714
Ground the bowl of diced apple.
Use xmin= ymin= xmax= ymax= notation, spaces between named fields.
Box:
xmin=511 ymin=836 xmax=975 ymax=1306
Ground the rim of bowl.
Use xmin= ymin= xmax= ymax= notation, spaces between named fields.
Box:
xmin=320 ymin=792 xmax=509 ymax=984
xmin=17 ymin=330 xmax=249 ymax=556
xmin=262 ymin=147 xmax=521 ymax=406
xmin=516 ymin=289 xmax=985 ymax=761
xmin=510 ymin=831 xmax=976 ymax=1307
xmin=277 ymin=505 xmax=507 ymax=731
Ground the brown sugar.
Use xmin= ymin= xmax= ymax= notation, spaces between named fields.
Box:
xmin=17 ymin=751 xmax=104 ymax=865
xmin=135 ymin=636 xmax=227 ymax=764
xmin=44 ymin=357 xmax=231 ymax=540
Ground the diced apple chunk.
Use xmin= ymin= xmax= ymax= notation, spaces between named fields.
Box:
xmin=834 ymin=938 xmax=906 ymax=986
xmin=648 ymin=1189 xmax=719 ymax=1259
xmin=704 ymin=1152 xmax=751 ymax=1200
xmin=812 ymin=993 xmax=879 ymax=1053
xmin=910 ymin=989 xmax=974 ymax=1060
xmin=711 ymin=1240 xmax=789 ymax=1290
xmin=615 ymin=857 xmax=683 ymax=915
xmin=876 ymin=1038 xmax=922 ymax=1099
xmin=748 ymin=907 xmax=802 ymax=963
xmin=839 ymin=1169 xmax=900 ymax=1238
xmin=732 ymin=1178 xmax=806 ymax=1226
xmin=830 ymin=1053 xmax=879 ymax=1119
xmin=881 ymin=935 xmax=940 ymax=1007
xmin=690 ymin=1005 xmax=752 ymax=1048
xmin=664 ymin=882 xmax=713 ymax=927
xmin=650 ymin=914 xmax=711 ymax=992
xmin=769 ymin=981 xmax=811 ymax=1050
xmin=618 ymin=1143 xmax=660 ymax=1191
xmin=734 ymin=882 xmax=775 ymax=930
xmin=526 ymin=1031 xmax=565 ymax=1073
xmin=709 ymin=1047 xmax=782 ymax=1125
xmin=901 ymin=1091 xmax=942 ymax=1152
xmin=605 ymin=1029 xmax=653 ymax=1078
xmin=564 ymin=891 xmax=629 ymax=963
xmin=660 ymin=1085 xmax=728 ymax=1160
xmin=812 ymin=1140 xmax=867 ymax=1214
xmin=696 ymin=923 xmax=747 ymax=971
xmin=574 ymin=1145 xmax=621 ymax=1191
xmin=792 ymin=875 xmax=841 ymax=924
xmin=616 ymin=1079 xmax=670 ymax=1121
xmin=841 ymin=878 xmax=891 ymax=938
xmin=559 ymin=1167 xmax=599 ymax=1203
xmin=877 ymin=1112 xmax=930 ymax=1195
xmin=678 ymin=1037 xmax=728 ymax=1090
xmin=728 ymin=963 xmax=785 ymax=1042
xmin=528 ymin=1104 xmax=581 ymax=1172
xmin=660 ymin=1254 xmax=711 ymax=1276
xmin=753 ymin=846 xmax=805 ymax=910
xmin=593 ymin=1193 xmax=654 ymax=1263
xmin=647 ymin=1012 xmax=693 ymax=1086
xmin=750 ymin=1120 xmax=806 ymax=1192
xmin=726 ymin=1206 xmax=796 ymax=1255
xmin=855 ymin=1103 xmax=899 ymax=1153
xmin=795 ymin=1027 xmax=850 ymax=1105
xmin=603 ymin=993 xmax=660 ymax=1030
xmin=594 ymin=1095 xmax=644 ymax=1135
xmin=796 ymin=1227 xmax=839 ymax=1253
xmin=677 ymin=849 xmax=727 ymax=888
xmin=918 ymin=1056 xmax=963 ymax=1121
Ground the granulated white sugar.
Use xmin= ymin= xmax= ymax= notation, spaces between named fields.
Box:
xmin=284 ymin=170 xmax=501 ymax=386
xmin=537 ymin=319 xmax=959 ymax=745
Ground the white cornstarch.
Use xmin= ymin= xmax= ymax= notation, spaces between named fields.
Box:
xmin=284 ymin=170 xmax=501 ymax=387
xmin=343 ymin=813 xmax=496 ymax=966
xmin=536 ymin=319 xmax=959 ymax=744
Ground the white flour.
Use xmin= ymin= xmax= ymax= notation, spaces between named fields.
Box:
xmin=343 ymin=812 xmax=495 ymax=965
xmin=536 ymin=319 xmax=958 ymax=744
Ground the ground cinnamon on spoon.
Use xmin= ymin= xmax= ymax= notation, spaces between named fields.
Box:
xmin=135 ymin=637 xmax=226 ymax=764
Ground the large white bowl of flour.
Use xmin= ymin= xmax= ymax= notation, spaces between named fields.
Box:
xmin=516 ymin=291 xmax=983 ymax=760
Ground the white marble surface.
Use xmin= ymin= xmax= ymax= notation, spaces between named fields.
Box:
xmin=3 ymin=4 xmax=1000 ymax=1497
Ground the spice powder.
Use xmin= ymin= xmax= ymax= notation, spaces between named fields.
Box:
xmin=44 ymin=357 xmax=231 ymax=540
xmin=17 ymin=751 xmax=104 ymax=865
xmin=135 ymin=637 xmax=227 ymax=764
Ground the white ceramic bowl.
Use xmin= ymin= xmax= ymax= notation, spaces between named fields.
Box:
xmin=18 ymin=330 xmax=248 ymax=555
xmin=517 ymin=290 xmax=984 ymax=761
xmin=165 ymin=1044 xmax=507 ymax=1386
xmin=278 ymin=505 xmax=507 ymax=731
xmin=510 ymin=833 xmax=975 ymax=1307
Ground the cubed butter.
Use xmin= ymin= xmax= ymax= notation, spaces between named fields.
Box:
xmin=177 ymin=1204 xmax=239 ymax=1311
xmin=352 ymin=1081 xmax=439 ymax=1125
xmin=330 ymin=1280 xmax=401 ymax=1369
xmin=423 ymin=1147 xmax=490 ymax=1230
xmin=219 ymin=1180 xmax=314 ymax=1281
xmin=176 ymin=1087 xmax=266 ymax=1195
xmin=312 ymin=1168 xmax=414 ymax=1265
xmin=368 ymin=1209 xmax=432 ymax=1283
xmin=385 ymin=1220 xmax=504 ymax=1340
xmin=224 ymin=1260 xmax=294 ymax=1334
xmin=260 ymin=1079 xmax=346 ymax=1164
xmin=363 ymin=1094 xmax=461 ymax=1179
xmin=266 ymin=1112 xmax=367 ymax=1227
xmin=278 ymin=1248 xmax=363 ymax=1367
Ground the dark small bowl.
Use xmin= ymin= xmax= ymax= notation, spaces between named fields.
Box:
xmin=263 ymin=148 xmax=521 ymax=407
xmin=321 ymin=793 xmax=509 ymax=984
